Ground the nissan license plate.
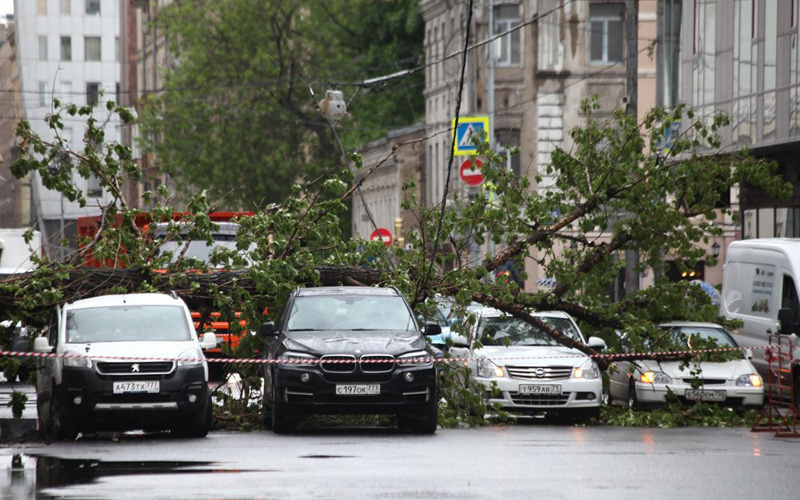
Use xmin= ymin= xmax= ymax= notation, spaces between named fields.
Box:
xmin=685 ymin=389 xmax=726 ymax=402
xmin=335 ymin=384 xmax=380 ymax=396
xmin=113 ymin=381 xmax=160 ymax=394
xmin=519 ymin=384 xmax=561 ymax=395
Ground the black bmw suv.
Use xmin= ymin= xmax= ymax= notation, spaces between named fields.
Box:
xmin=260 ymin=286 xmax=441 ymax=434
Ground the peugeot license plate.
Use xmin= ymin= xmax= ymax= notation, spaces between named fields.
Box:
xmin=113 ymin=381 xmax=160 ymax=394
xmin=335 ymin=384 xmax=380 ymax=396
xmin=685 ymin=389 xmax=726 ymax=402
xmin=519 ymin=384 xmax=561 ymax=395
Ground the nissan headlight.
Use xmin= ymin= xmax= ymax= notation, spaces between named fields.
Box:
xmin=398 ymin=351 xmax=434 ymax=367
xmin=63 ymin=351 xmax=92 ymax=369
xmin=178 ymin=348 xmax=205 ymax=367
xmin=476 ymin=359 xmax=505 ymax=379
xmin=640 ymin=371 xmax=672 ymax=384
xmin=574 ymin=360 xmax=599 ymax=379
xmin=736 ymin=374 xmax=763 ymax=387
xmin=278 ymin=351 xmax=318 ymax=365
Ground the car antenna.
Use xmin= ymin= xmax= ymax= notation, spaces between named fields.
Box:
xmin=170 ymin=290 xmax=179 ymax=300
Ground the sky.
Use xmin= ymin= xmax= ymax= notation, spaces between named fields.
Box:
xmin=0 ymin=1 xmax=11 ymax=21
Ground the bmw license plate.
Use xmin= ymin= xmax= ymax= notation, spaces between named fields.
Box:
xmin=335 ymin=384 xmax=380 ymax=396
xmin=519 ymin=384 xmax=561 ymax=395
xmin=113 ymin=381 xmax=160 ymax=394
xmin=685 ymin=389 xmax=726 ymax=402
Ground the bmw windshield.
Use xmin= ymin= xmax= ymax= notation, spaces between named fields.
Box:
xmin=287 ymin=295 xmax=416 ymax=332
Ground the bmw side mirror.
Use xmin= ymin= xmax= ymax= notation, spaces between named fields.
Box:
xmin=33 ymin=336 xmax=52 ymax=353
xmin=259 ymin=321 xmax=276 ymax=337
xmin=587 ymin=336 xmax=607 ymax=351
xmin=200 ymin=332 xmax=217 ymax=350
xmin=425 ymin=323 xmax=442 ymax=336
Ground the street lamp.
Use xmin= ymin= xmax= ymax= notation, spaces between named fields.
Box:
xmin=712 ymin=241 xmax=721 ymax=258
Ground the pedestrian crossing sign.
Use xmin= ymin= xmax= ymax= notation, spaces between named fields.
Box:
xmin=452 ymin=116 xmax=490 ymax=156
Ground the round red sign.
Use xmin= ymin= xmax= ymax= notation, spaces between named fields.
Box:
xmin=459 ymin=159 xmax=484 ymax=186
xmin=370 ymin=228 xmax=393 ymax=246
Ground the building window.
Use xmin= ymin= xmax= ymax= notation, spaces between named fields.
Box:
xmin=59 ymin=81 xmax=72 ymax=101
xmin=589 ymin=3 xmax=624 ymax=64
xmin=85 ymin=36 xmax=101 ymax=61
xmin=494 ymin=4 xmax=521 ymax=66
xmin=60 ymin=36 xmax=71 ymax=61
xmin=37 ymin=0 xmax=47 ymax=16
xmin=87 ymin=175 xmax=103 ymax=198
xmin=60 ymin=0 xmax=71 ymax=15
xmin=86 ymin=82 xmax=100 ymax=106
xmin=38 ymin=36 xmax=48 ymax=61
xmin=115 ymin=82 xmax=120 ymax=104
xmin=115 ymin=36 xmax=120 ymax=62
xmin=38 ymin=82 xmax=49 ymax=106
xmin=85 ymin=0 xmax=100 ymax=16
xmin=659 ymin=0 xmax=682 ymax=108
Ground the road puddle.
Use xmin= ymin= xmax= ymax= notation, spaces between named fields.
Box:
xmin=1 ymin=454 xmax=263 ymax=496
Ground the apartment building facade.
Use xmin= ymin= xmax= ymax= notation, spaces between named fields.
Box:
xmin=14 ymin=0 xmax=121 ymax=257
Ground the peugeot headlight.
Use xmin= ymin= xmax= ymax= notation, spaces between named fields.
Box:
xmin=278 ymin=351 xmax=318 ymax=365
xmin=476 ymin=359 xmax=505 ymax=379
xmin=640 ymin=371 xmax=672 ymax=384
xmin=178 ymin=348 xmax=205 ymax=367
xmin=398 ymin=351 xmax=434 ymax=367
xmin=574 ymin=360 xmax=599 ymax=379
xmin=63 ymin=351 xmax=92 ymax=368
xmin=736 ymin=374 xmax=763 ymax=387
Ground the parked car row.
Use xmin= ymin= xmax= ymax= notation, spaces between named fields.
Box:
xmin=25 ymin=285 xmax=768 ymax=440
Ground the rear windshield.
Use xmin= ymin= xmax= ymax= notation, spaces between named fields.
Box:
xmin=66 ymin=305 xmax=192 ymax=343
xmin=287 ymin=295 xmax=415 ymax=331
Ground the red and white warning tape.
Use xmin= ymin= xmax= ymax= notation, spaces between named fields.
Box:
xmin=0 ymin=345 xmax=773 ymax=365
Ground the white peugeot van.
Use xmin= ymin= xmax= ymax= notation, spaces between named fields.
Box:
xmin=34 ymin=293 xmax=217 ymax=439
xmin=720 ymin=239 xmax=800 ymax=409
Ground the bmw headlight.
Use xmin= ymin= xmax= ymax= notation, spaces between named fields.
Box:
xmin=736 ymin=374 xmax=763 ymax=387
xmin=278 ymin=351 xmax=318 ymax=365
xmin=178 ymin=348 xmax=205 ymax=367
xmin=398 ymin=351 xmax=434 ymax=367
xmin=476 ymin=358 xmax=505 ymax=379
xmin=574 ymin=360 xmax=599 ymax=379
xmin=640 ymin=371 xmax=673 ymax=384
xmin=63 ymin=351 xmax=92 ymax=368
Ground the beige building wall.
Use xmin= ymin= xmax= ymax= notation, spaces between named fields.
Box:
xmin=0 ymin=22 xmax=28 ymax=228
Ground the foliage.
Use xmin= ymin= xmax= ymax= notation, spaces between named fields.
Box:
xmin=7 ymin=391 xmax=27 ymax=420
xmin=138 ymin=0 xmax=424 ymax=210
xmin=602 ymin=400 xmax=761 ymax=428
xmin=2 ymin=93 xmax=791 ymax=430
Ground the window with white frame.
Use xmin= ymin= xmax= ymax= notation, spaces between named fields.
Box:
xmin=494 ymin=4 xmax=521 ymax=66
xmin=589 ymin=3 xmax=624 ymax=64
xmin=38 ymin=36 xmax=48 ymax=61
xmin=85 ymin=37 xmax=101 ymax=61
xmin=86 ymin=0 xmax=100 ymax=16
xmin=87 ymin=174 xmax=102 ymax=198
xmin=60 ymin=36 xmax=71 ymax=61
xmin=37 ymin=0 xmax=47 ymax=16
xmin=38 ymin=82 xmax=49 ymax=106
xmin=60 ymin=0 xmax=71 ymax=16
xmin=86 ymin=82 xmax=100 ymax=106
xmin=59 ymin=81 xmax=72 ymax=101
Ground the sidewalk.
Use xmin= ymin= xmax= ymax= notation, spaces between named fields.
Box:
xmin=0 ymin=379 xmax=37 ymax=439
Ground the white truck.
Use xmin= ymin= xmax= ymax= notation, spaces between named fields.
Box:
xmin=0 ymin=228 xmax=41 ymax=276
xmin=720 ymin=238 xmax=800 ymax=410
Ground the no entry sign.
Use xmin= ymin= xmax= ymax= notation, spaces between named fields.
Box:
xmin=370 ymin=228 xmax=393 ymax=246
xmin=459 ymin=159 xmax=484 ymax=186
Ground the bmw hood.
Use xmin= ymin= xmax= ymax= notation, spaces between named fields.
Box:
xmin=475 ymin=345 xmax=591 ymax=367
xmin=64 ymin=341 xmax=202 ymax=362
xmin=283 ymin=330 xmax=427 ymax=355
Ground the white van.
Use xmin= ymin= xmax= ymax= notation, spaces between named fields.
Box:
xmin=720 ymin=239 xmax=800 ymax=407
xmin=0 ymin=228 xmax=41 ymax=275
xmin=34 ymin=293 xmax=217 ymax=439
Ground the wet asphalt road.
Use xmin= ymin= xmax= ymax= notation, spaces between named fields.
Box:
xmin=2 ymin=424 xmax=800 ymax=499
